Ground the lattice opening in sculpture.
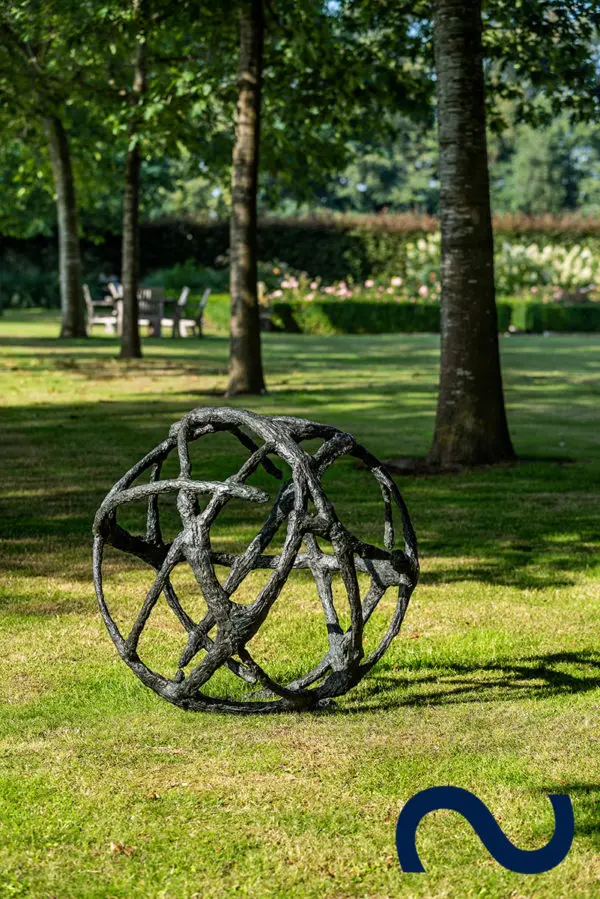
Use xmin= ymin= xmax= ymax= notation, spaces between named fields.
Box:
xmin=92 ymin=408 xmax=419 ymax=713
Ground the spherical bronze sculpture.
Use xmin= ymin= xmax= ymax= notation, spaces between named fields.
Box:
xmin=93 ymin=408 xmax=419 ymax=713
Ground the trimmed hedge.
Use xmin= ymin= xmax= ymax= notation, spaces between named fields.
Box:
xmin=164 ymin=293 xmax=600 ymax=336
xmin=509 ymin=301 xmax=600 ymax=333
xmin=137 ymin=215 xmax=600 ymax=285
xmin=271 ymin=300 xmax=513 ymax=335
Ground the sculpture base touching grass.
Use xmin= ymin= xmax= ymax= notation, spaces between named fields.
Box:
xmin=93 ymin=408 xmax=419 ymax=713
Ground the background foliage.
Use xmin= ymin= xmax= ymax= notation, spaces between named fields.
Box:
xmin=6 ymin=213 xmax=600 ymax=309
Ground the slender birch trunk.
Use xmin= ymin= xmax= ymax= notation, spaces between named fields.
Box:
xmin=44 ymin=115 xmax=86 ymax=338
xmin=227 ymin=0 xmax=266 ymax=396
xmin=120 ymin=27 xmax=146 ymax=359
xmin=428 ymin=0 xmax=515 ymax=466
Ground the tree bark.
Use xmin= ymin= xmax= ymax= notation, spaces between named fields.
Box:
xmin=227 ymin=0 xmax=266 ymax=396
xmin=120 ymin=30 xmax=146 ymax=360
xmin=120 ymin=140 xmax=142 ymax=359
xmin=428 ymin=0 xmax=515 ymax=466
xmin=44 ymin=116 xmax=86 ymax=338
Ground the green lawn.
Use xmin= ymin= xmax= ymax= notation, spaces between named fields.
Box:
xmin=1 ymin=309 xmax=599 ymax=898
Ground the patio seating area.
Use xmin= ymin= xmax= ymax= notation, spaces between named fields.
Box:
xmin=83 ymin=282 xmax=211 ymax=338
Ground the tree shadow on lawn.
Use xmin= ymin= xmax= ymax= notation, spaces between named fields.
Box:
xmin=2 ymin=483 xmax=598 ymax=591
xmin=0 ymin=338 xmax=229 ymax=377
xmin=417 ymin=547 xmax=598 ymax=589
xmin=0 ymin=333 xmax=443 ymax=379
xmin=2 ymin=523 xmax=596 ymax=594
xmin=3 ymin=388 xmax=596 ymax=454
xmin=2 ymin=396 xmax=599 ymax=595
xmin=539 ymin=781 xmax=600 ymax=846
xmin=3 ymin=330 xmax=599 ymax=372
xmin=345 ymin=650 xmax=600 ymax=713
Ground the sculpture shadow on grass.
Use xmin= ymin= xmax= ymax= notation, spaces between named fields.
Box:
xmin=342 ymin=650 xmax=600 ymax=713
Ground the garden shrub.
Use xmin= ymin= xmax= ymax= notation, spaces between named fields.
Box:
xmin=207 ymin=298 xmax=596 ymax=336
xmin=509 ymin=302 xmax=600 ymax=332
xmin=141 ymin=260 xmax=230 ymax=293
xmin=195 ymin=295 xmax=596 ymax=337
xmin=272 ymin=301 xmax=463 ymax=335
xmin=237 ymin=299 xmax=428 ymax=335
xmin=0 ymin=249 xmax=59 ymax=309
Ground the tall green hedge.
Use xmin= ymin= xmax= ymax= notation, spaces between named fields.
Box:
xmin=140 ymin=219 xmax=411 ymax=282
xmin=138 ymin=215 xmax=600 ymax=283
xmin=5 ymin=214 xmax=600 ymax=308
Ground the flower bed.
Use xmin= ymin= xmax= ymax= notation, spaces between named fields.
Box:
xmin=264 ymin=235 xmax=600 ymax=307
xmin=153 ymin=233 xmax=600 ymax=336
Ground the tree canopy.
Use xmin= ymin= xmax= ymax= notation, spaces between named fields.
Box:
xmin=1 ymin=0 xmax=598 ymax=235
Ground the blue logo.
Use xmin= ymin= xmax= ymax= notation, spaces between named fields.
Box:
xmin=396 ymin=786 xmax=574 ymax=874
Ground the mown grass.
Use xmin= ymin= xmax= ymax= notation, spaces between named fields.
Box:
xmin=1 ymin=309 xmax=599 ymax=898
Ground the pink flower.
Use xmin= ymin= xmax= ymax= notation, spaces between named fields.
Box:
xmin=310 ymin=281 xmax=318 ymax=289
xmin=271 ymin=289 xmax=283 ymax=298
xmin=386 ymin=287 xmax=394 ymax=294
xmin=364 ymin=279 xmax=375 ymax=288
xmin=391 ymin=276 xmax=403 ymax=287
xmin=418 ymin=285 xmax=429 ymax=297
xmin=306 ymin=292 xmax=315 ymax=301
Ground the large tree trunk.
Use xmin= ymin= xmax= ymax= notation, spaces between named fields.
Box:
xmin=119 ymin=31 xmax=146 ymax=360
xmin=120 ymin=140 xmax=142 ymax=359
xmin=227 ymin=0 xmax=266 ymax=396
xmin=44 ymin=116 xmax=86 ymax=338
xmin=428 ymin=0 xmax=515 ymax=466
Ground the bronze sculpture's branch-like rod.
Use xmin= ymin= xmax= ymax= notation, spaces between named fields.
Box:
xmin=210 ymin=550 xmax=413 ymax=585
xmin=94 ymin=478 xmax=270 ymax=533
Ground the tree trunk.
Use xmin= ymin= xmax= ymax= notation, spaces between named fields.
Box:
xmin=428 ymin=0 xmax=515 ymax=466
xmin=227 ymin=0 xmax=266 ymax=396
xmin=120 ymin=31 xmax=146 ymax=360
xmin=120 ymin=141 xmax=142 ymax=359
xmin=44 ymin=116 xmax=86 ymax=338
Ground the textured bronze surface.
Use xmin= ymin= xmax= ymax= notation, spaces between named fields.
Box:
xmin=93 ymin=408 xmax=419 ymax=713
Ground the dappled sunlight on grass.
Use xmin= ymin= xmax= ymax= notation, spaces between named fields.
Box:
xmin=1 ymin=311 xmax=599 ymax=897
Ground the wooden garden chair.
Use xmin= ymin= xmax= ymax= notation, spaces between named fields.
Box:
xmin=83 ymin=284 xmax=121 ymax=335
xmin=162 ymin=287 xmax=211 ymax=337
xmin=138 ymin=287 xmax=165 ymax=337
